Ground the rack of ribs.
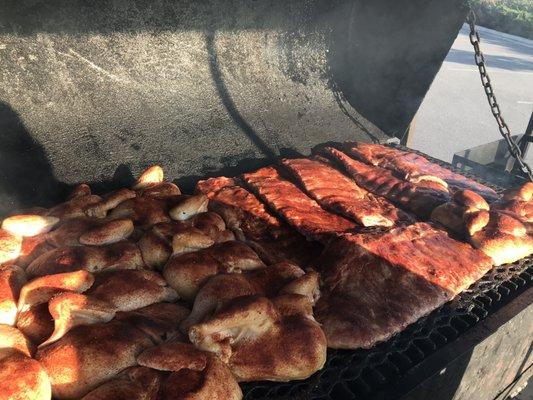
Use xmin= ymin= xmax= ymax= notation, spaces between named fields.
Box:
xmin=196 ymin=176 xmax=321 ymax=265
xmin=280 ymin=157 xmax=414 ymax=227
xmin=315 ymin=222 xmax=493 ymax=349
xmin=342 ymin=142 xmax=499 ymax=201
xmin=197 ymin=176 xmax=286 ymax=241
xmin=243 ymin=166 xmax=357 ymax=242
xmin=320 ymin=147 xmax=449 ymax=219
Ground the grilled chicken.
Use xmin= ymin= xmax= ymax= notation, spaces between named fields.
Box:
xmin=138 ymin=341 xmax=242 ymax=400
xmin=36 ymin=321 xmax=154 ymax=399
xmin=189 ymin=294 xmax=327 ymax=382
xmin=0 ymin=264 xmax=26 ymax=326
xmin=26 ymin=242 xmax=144 ymax=277
xmin=181 ymin=261 xmax=318 ymax=333
xmin=432 ymin=188 xmax=533 ymax=265
xmin=163 ymin=241 xmax=265 ymax=301
xmin=80 ymin=366 xmax=161 ymax=400
xmin=0 ymin=325 xmax=51 ymax=400
xmin=86 ymin=269 xmax=178 ymax=312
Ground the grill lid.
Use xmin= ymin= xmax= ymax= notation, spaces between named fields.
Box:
xmin=0 ymin=0 xmax=467 ymax=215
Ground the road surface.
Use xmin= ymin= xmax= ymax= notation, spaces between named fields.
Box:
xmin=409 ymin=24 xmax=533 ymax=164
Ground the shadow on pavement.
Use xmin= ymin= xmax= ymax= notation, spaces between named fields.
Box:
xmin=445 ymin=48 xmax=533 ymax=72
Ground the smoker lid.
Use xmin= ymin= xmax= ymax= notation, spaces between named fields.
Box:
xmin=0 ymin=0 xmax=467 ymax=215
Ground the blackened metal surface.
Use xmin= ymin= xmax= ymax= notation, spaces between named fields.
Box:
xmin=239 ymin=150 xmax=533 ymax=399
xmin=0 ymin=0 xmax=466 ymax=215
xmin=400 ymin=288 xmax=533 ymax=400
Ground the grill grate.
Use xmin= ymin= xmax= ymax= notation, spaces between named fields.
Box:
xmin=240 ymin=146 xmax=533 ymax=400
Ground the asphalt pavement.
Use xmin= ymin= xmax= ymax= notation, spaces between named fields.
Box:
xmin=409 ymin=24 xmax=533 ymax=164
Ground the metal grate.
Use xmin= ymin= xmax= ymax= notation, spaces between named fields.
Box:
xmin=240 ymin=146 xmax=533 ymax=399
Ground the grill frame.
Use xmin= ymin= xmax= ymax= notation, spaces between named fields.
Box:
xmin=240 ymin=145 xmax=533 ymax=400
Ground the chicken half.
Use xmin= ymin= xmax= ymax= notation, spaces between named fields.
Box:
xmin=115 ymin=302 xmax=190 ymax=344
xmin=86 ymin=269 xmax=178 ymax=312
xmin=137 ymin=341 xmax=242 ymax=400
xmin=180 ymin=261 xmax=319 ymax=333
xmin=0 ymin=325 xmax=51 ymax=400
xmin=15 ymin=270 xmax=95 ymax=345
xmin=36 ymin=320 xmax=155 ymax=399
xmin=0 ymin=229 xmax=22 ymax=265
xmin=80 ymin=366 xmax=161 ymax=400
xmin=163 ymin=241 xmax=266 ymax=301
xmin=0 ymin=264 xmax=26 ymax=326
xmin=189 ymin=294 xmax=327 ymax=382
xmin=40 ymin=292 xmax=117 ymax=347
xmin=431 ymin=188 xmax=533 ymax=265
xmin=26 ymin=242 xmax=144 ymax=277
xmin=0 ymin=353 xmax=51 ymax=400
xmin=493 ymin=182 xmax=533 ymax=231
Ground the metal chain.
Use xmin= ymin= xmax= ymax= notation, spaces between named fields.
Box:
xmin=466 ymin=9 xmax=533 ymax=181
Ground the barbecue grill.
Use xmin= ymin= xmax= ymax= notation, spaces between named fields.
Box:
xmin=0 ymin=1 xmax=531 ymax=399
xmin=241 ymin=150 xmax=533 ymax=400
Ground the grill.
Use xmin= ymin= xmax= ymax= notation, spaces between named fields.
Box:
xmin=1 ymin=1 xmax=532 ymax=399
xmin=242 ymin=264 xmax=532 ymax=399
xmin=241 ymin=149 xmax=533 ymax=400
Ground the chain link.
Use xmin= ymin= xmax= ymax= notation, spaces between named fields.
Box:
xmin=466 ymin=10 xmax=533 ymax=181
